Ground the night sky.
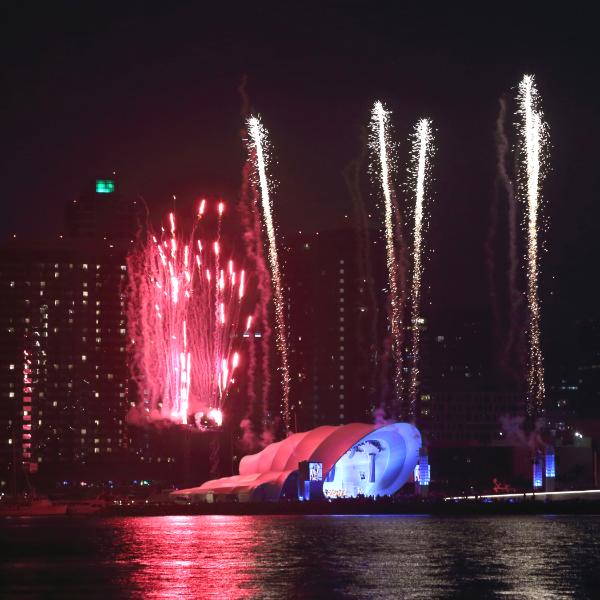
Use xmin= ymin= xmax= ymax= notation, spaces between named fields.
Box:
xmin=2 ymin=2 xmax=598 ymax=369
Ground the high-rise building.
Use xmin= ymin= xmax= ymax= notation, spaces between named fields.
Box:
xmin=286 ymin=230 xmax=383 ymax=430
xmin=575 ymin=318 xmax=600 ymax=418
xmin=65 ymin=177 xmax=141 ymax=242
xmin=0 ymin=239 xmax=131 ymax=488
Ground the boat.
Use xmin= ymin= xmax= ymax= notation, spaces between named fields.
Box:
xmin=65 ymin=498 xmax=109 ymax=515
xmin=0 ymin=497 xmax=68 ymax=517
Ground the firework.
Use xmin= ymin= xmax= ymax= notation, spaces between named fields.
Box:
xmin=518 ymin=74 xmax=547 ymax=416
xmin=369 ymin=101 xmax=404 ymax=413
xmin=246 ymin=116 xmax=291 ymax=431
xmin=408 ymin=119 xmax=433 ymax=418
xmin=127 ymin=202 xmax=251 ymax=428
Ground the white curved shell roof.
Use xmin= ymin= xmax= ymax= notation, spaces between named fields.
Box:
xmin=171 ymin=422 xmax=421 ymax=502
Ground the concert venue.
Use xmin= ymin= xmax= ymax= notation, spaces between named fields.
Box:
xmin=171 ymin=422 xmax=422 ymax=503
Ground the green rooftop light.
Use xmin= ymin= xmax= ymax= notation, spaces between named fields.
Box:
xmin=96 ymin=179 xmax=115 ymax=194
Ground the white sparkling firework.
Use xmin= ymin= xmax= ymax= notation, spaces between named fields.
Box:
xmin=518 ymin=74 xmax=547 ymax=416
xmin=408 ymin=118 xmax=433 ymax=419
xmin=369 ymin=101 xmax=404 ymax=413
xmin=247 ymin=116 xmax=291 ymax=431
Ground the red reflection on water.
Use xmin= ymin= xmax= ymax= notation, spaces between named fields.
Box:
xmin=114 ymin=516 xmax=258 ymax=599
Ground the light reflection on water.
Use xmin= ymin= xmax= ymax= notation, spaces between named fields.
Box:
xmin=1 ymin=515 xmax=599 ymax=599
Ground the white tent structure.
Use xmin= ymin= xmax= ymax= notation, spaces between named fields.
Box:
xmin=171 ymin=422 xmax=421 ymax=503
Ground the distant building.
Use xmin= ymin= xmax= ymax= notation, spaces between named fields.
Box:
xmin=286 ymin=230 xmax=383 ymax=430
xmin=575 ymin=318 xmax=600 ymax=418
xmin=0 ymin=239 xmax=130 ymax=488
xmin=65 ymin=177 xmax=141 ymax=242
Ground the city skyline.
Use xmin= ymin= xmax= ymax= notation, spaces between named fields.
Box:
xmin=2 ymin=4 xmax=598 ymax=326
xmin=0 ymin=0 xmax=598 ymax=491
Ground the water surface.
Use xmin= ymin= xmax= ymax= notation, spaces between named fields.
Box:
xmin=1 ymin=515 xmax=599 ymax=598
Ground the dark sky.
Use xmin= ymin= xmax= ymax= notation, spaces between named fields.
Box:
xmin=2 ymin=2 xmax=598 ymax=363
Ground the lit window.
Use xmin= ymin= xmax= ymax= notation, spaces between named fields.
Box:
xmin=81 ymin=355 xmax=87 ymax=361
xmin=9 ymin=364 xmax=14 ymax=370
xmin=81 ymin=429 xmax=86 ymax=435
xmin=82 ymin=264 xmax=88 ymax=270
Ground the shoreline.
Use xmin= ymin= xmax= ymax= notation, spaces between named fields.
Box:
xmin=4 ymin=499 xmax=600 ymax=518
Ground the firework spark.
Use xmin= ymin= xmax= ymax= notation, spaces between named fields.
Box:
xmin=408 ymin=118 xmax=433 ymax=418
xmin=518 ymin=74 xmax=547 ymax=416
xmin=127 ymin=202 xmax=251 ymax=428
xmin=370 ymin=101 xmax=404 ymax=414
xmin=247 ymin=116 xmax=291 ymax=431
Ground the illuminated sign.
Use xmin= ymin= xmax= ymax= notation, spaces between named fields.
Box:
xmin=309 ymin=462 xmax=323 ymax=481
xmin=96 ymin=179 xmax=115 ymax=194
xmin=533 ymin=455 xmax=543 ymax=489
xmin=545 ymin=447 xmax=555 ymax=478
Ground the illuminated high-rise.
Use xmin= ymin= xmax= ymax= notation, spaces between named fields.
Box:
xmin=0 ymin=241 xmax=130 ymax=487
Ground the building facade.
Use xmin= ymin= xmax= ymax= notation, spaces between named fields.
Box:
xmin=0 ymin=241 xmax=130 ymax=487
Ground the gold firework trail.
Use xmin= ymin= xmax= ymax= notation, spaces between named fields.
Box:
xmin=518 ymin=74 xmax=547 ymax=416
xmin=408 ymin=118 xmax=433 ymax=419
xmin=370 ymin=101 xmax=405 ymax=414
xmin=247 ymin=116 xmax=291 ymax=431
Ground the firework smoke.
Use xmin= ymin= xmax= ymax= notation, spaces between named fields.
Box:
xmin=239 ymin=158 xmax=273 ymax=445
xmin=517 ymin=74 xmax=547 ymax=416
xmin=408 ymin=119 xmax=433 ymax=418
xmin=343 ymin=128 xmax=379 ymax=408
xmin=127 ymin=203 xmax=251 ymax=428
xmin=498 ymin=97 xmax=521 ymax=363
xmin=369 ymin=101 xmax=405 ymax=413
xmin=246 ymin=116 xmax=291 ymax=431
